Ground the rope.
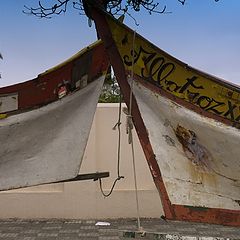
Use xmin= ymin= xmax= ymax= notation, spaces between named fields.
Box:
xmin=126 ymin=30 xmax=142 ymax=231
xmin=126 ymin=29 xmax=136 ymax=145
xmin=99 ymin=94 xmax=124 ymax=197
xmin=99 ymin=31 xmax=142 ymax=231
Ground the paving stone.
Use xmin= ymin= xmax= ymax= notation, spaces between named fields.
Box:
xmin=85 ymin=220 xmax=96 ymax=224
xmin=22 ymin=229 xmax=40 ymax=233
xmin=99 ymin=237 xmax=119 ymax=240
xmin=79 ymin=225 xmax=96 ymax=230
xmin=22 ymin=237 xmax=36 ymax=240
xmin=37 ymin=233 xmax=58 ymax=237
xmin=0 ymin=218 xmax=238 ymax=239
xmin=42 ymin=226 xmax=62 ymax=230
xmin=58 ymin=233 xmax=79 ymax=238
xmin=0 ymin=232 xmax=18 ymax=237
xmin=59 ymin=229 xmax=80 ymax=233
xmin=36 ymin=238 xmax=58 ymax=240
xmin=64 ymin=220 xmax=82 ymax=224
xmin=78 ymin=232 xmax=99 ymax=237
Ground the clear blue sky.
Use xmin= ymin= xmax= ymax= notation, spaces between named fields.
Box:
xmin=1 ymin=0 xmax=240 ymax=87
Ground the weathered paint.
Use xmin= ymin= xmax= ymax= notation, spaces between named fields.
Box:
xmin=106 ymin=17 xmax=240 ymax=128
xmin=0 ymin=40 xmax=108 ymax=112
xmin=92 ymin=9 xmax=240 ymax=226
xmin=0 ymin=93 xmax=18 ymax=113
xmin=133 ymin=80 xmax=240 ymax=210
xmin=0 ymin=40 xmax=109 ymax=190
xmin=0 ymin=77 xmax=105 ymax=190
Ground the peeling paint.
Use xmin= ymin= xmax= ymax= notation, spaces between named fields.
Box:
xmin=175 ymin=125 xmax=212 ymax=172
xmin=0 ymin=77 xmax=105 ymax=191
xmin=149 ymin=164 xmax=158 ymax=178
xmin=164 ymin=119 xmax=171 ymax=127
xmin=163 ymin=135 xmax=175 ymax=147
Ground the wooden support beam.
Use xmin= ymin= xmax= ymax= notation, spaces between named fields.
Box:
xmin=55 ymin=172 xmax=110 ymax=183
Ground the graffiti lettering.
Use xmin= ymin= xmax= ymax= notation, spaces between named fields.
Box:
xmin=224 ymin=101 xmax=237 ymax=121
xmin=235 ymin=109 xmax=240 ymax=122
xmin=123 ymin=49 xmax=140 ymax=66
xmin=156 ymin=62 xmax=175 ymax=85
xmin=205 ymin=99 xmax=224 ymax=115
xmin=165 ymin=80 xmax=181 ymax=92
xmin=123 ymin=46 xmax=155 ymax=67
xmin=123 ymin=46 xmax=175 ymax=85
xmin=179 ymin=76 xmax=204 ymax=93
xmin=186 ymin=90 xmax=200 ymax=102
xmin=123 ymin=46 xmax=240 ymax=124
xmin=142 ymin=56 xmax=164 ymax=79
xmin=196 ymin=96 xmax=213 ymax=109
xmin=143 ymin=57 xmax=175 ymax=85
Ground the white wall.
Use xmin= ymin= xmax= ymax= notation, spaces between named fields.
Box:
xmin=0 ymin=103 xmax=163 ymax=219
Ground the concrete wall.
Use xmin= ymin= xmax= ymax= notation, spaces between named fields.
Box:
xmin=0 ymin=103 xmax=163 ymax=219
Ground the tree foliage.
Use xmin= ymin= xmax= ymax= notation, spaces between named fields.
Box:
xmin=99 ymin=73 xmax=121 ymax=103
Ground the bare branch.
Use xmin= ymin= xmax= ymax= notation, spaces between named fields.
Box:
xmin=23 ymin=0 xmax=71 ymax=18
xmin=177 ymin=0 xmax=186 ymax=5
xmin=23 ymin=0 xmax=221 ymax=20
xmin=72 ymin=1 xmax=85 ymax=12
xmin=23 ymin=0 xmax=174 ymax=18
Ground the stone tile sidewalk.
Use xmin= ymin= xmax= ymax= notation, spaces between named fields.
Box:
xmin=0 ymin=218 xmax=239 ymax=240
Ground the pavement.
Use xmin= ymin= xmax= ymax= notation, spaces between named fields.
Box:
xmin=0 ymin=218 xmax=239 ymax=240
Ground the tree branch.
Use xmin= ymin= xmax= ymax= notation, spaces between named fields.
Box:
xmin=23 ymin=0 xmax=221 ymax=20
xmin=23 ymin=0 xmax=173 ymax=19
xmin=23 ymin=0 xmax=71 ymax=18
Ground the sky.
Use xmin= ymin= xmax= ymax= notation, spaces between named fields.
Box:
xmin=0 ymin=0 xmax=240 ymax=87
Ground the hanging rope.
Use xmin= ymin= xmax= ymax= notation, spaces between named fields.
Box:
xmin=99 ymin=30 xmax=142 ymax=231
xmin=99 ymin=94 xmax=124 ymax=197
xmin=125 ymin=30 xmax=136 ymax=145
xmin=126 ymin=30 xmax=142 ymax=231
